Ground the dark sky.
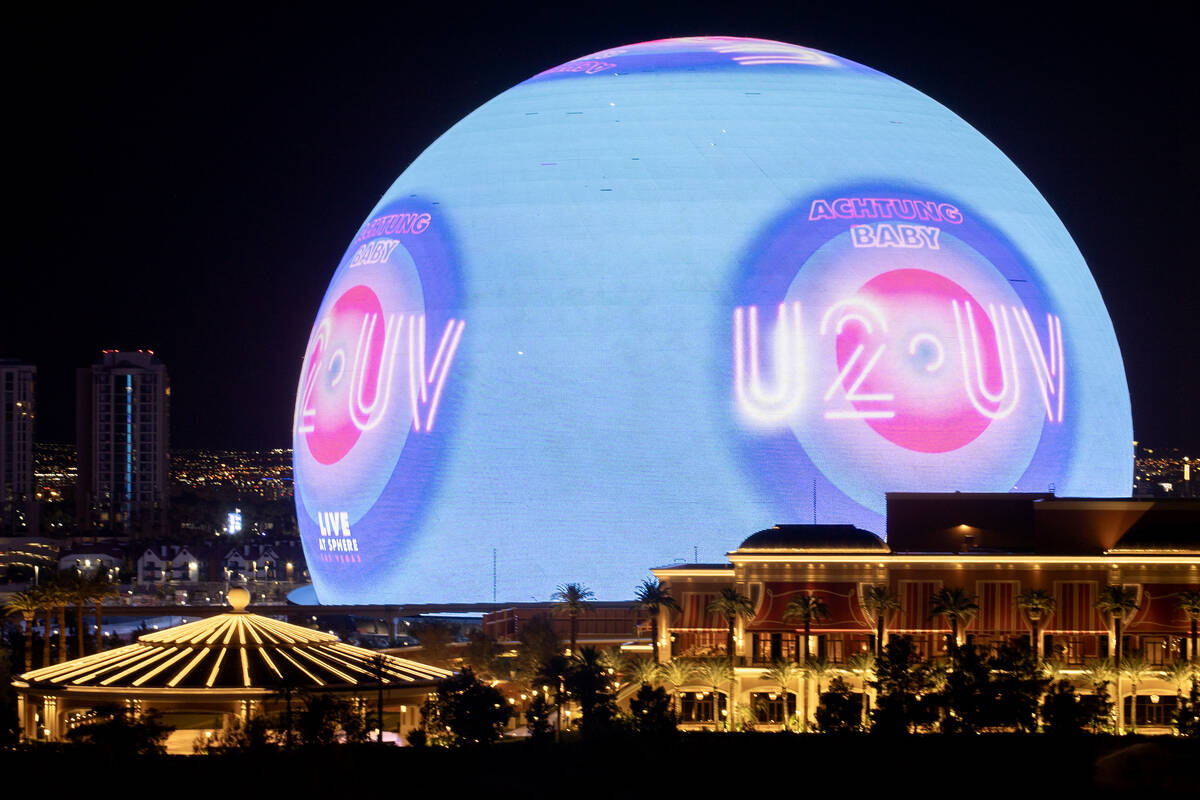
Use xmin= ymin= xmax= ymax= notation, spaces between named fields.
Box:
xmin=6 ymin=2 xmax=1194 ymax=453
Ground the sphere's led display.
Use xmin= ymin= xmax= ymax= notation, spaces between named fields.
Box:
xmin=294 ymin=37 xmax=1132 ymax=603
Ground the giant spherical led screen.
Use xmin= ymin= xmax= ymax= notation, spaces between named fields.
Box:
xmin=293 ymin=37 xmax=1132 ymax=603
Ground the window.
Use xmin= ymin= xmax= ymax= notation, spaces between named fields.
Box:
xmin=750 ymin=691 xmax=796 ymax=724
xmin=679 ymin=691 xmax=726 ymax=723
xmin=1140 ymin=637 xmax=1167 ymax=666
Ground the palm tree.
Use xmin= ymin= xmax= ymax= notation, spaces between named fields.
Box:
xmin=53 ymin=582 xmax=69 ymax=663
xmin=1164 ymin=659 xmax=1198 ymax=723
xmin=1177 ymin=590 xmax=1200 ymax=662
xmin=551 ymin=583 xmax=595 ymax=655
xmin=33 ymin=585 xmax=53 ymax=667
xmin=929 ymin=587 xmax=979 ymax=649
xmin=4 ymin=591 xmax=41 ymax=672
xmin=65 ymin=572 xmax=94 ymax=658
xmin=627 ymin=657 xmax=660 ymax=688
xmin=706 ymin=588 xmax=754 ymax=667
xmin=759 ymin=659 xmax=801 ymax=730
xmin=846 ymin=652 xmax=875 ymax=728
xmin=707 ymin=588 xmax=753 ymax=729
xmin=862 ymin=585 xmax=900 ymax=658
xmin=1016 ymin=588 xmax=1057 ymax=660
xmin=805 ymin=657 xmax=835 ymax=701
xmin=1095 ymin=584 xmax=1139 ymax=732
xmin=693 ymin=657 xmax=734 ymax=730
xmin=783 ymin=594 xmax=828 ymax=732
xmin=634 ymin=578 xmax=680 ymax=664
xmin=1118 ymin=654 xmax=1156 ymax=734
xmin=658 ymin=658 xmax=697 ymax=717
xmin=1082 ymin=658 xmax=1116 ymax=733
xmin=89 ymin=572 xmax=118 ymax=653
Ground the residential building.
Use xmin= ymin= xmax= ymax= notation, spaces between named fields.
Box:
xmin=0 ymin=360 xmax=36 ymax=534
xmin=76 ymin=350 xmax=169 ymax=536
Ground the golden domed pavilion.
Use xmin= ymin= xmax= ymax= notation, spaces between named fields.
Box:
xmin=12 ymin=588 xmax=451 ymax=752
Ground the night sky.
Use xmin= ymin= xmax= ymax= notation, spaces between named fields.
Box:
xmin=6 ymin=3 xmax=1194 ymax=453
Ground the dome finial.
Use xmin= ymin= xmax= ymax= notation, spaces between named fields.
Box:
xmin=227 ymin=586 xmax=251 ymax=613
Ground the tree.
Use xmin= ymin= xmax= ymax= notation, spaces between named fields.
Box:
xmin=870 ymin=636 xmax=937 ymax=734
xmin=1177 ymin=590 xmax=1200 ymax=663
xmin=1041 ymin=679 xmax=1089 ymax=735
xmin=929 ymin=587 xmax=979 ymax=649
xmin=707 ymin=588 xmax=754 ymax=667
xmin=846 ymin=651 xmax=876 ymax=728
xmin=936 ymin=644 xmax=992 ymax=733
xmin=1016 ymin=588 xmax=1057 ymax=660
xmin=693 ymin=657 xmax=733 ymax=730
xmin=862 ymin=585 xmax=900 ymax=658
xmin=706 ymin=587 xmax=753 ymax=729
xmin=1081 ymin=658 xmax=1116 ymax=733
xmin=988 ymin=640 xmax=1049 ymax=732
xmin=409 ymin=621 xmax=457 ymax=667
xmin=626 ymin=657 xmax=660 ymax=688
xmin=551 ymin=583 xmax=595 ymax=655
xmin=430 ymin=667 xmax=510 ymax=747
xmin=634 ymin=578 xmax=679 ymax=664
xmin=815 ymin=676 xmax=860 ymax=733
xmin=1164 ymin=659 xmax=1198 ymax=731
xmin=89 ymin=572 xmax=118 ymax=654
xmin=783 ymin=593 xmax=828 ymax=732
xmin=65 ymin=572 xmax=94 ymax=658
xmin=462 ymin=629 xmax=503 ymax=680
xmin=65 ymin=703 xmax=173 ymax=755
xmin=566 ymin=646 xmax=619 ymax=737
xmin=658 ymin=658 xmax=697 ymax=717
xmin=629 ymin=683 xmax=676 ymax=738
xmin=1095 ymin=584 xmax=1139 ymax=732
xmin=759 ymin=659 xmax=801 ymax=730
xmin=1118 ymin=654 xmax=1156 ymax=734
xmin=4 ymin=591 xmax=40 ymax=672
xmin=515 ymin=613 xmax=562 ymax=681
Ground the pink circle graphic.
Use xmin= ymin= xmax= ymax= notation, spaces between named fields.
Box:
xmin=834 ymin=269 xmax=999 ymax=453
xmin=299 ymin=284 xmax=387 ymax=465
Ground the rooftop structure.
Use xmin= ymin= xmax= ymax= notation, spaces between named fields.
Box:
xmin=12 ymin=587 xmax=450 ymax=752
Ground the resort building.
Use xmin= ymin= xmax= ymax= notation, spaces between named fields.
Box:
xmin=652 ymin=494 xmax=1200 ymax=732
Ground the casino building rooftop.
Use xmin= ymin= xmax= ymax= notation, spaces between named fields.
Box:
xmin=12 ymin=587 xmax=450 ymax=752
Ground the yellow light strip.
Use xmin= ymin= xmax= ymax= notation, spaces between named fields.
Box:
xmin=100 ymin=647 xmax=177 ymax=686
xmin=308 ymin=645 xmax=379 ymax=680
xmin=293 ymin=646 xmax=356 ymax=684
xmin=206 ymin=647 xmax=228 ymax=687
xmin=205 ymin=618 xmax=232 ymax=645
xmin=236 ymin=617 xmax=246 ymax=646
xmin=167 ymin=647 xmax=212 ymax=688
xmin=243 ymin=618 xmax=265 ymax=646
xmin=132 ymin=647 xmax=193 ymax=687
xmin=258 ymin=648 xmax=284 ymax=680
xmin=222 ymin=620 xmax=237 ymax=645
xmin=240 ymin=648 xmax=251 ymax=687
xmin=36 ymin=645 xmax=142 ymax=683
xmin=71 ymin=646 xmax=162 ymax=684
xmin=253 ymin=617 xmax=309 ymax=644
xmin=275 ymin=648 xmax=324 ymax=686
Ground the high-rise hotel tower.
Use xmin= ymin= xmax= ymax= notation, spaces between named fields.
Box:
xmin=77 ymin=351 xmax=169 ymax=536
xmin=0 ymin=359 xmax=36 ymax=534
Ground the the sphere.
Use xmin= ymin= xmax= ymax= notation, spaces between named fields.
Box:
xmin=293 ymin=37 xmax=1132 ymax=603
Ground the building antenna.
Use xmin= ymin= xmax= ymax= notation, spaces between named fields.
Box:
xmin=492 ymin=548 xmax=498 ymax=602
xmin=812 ymin=479 xmax=817 ymax=524
xmin=693 ymin=545 xmax=698 ymax=563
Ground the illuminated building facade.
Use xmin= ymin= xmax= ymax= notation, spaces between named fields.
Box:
xmin=0 ymin=360 xmax=36 ymax=534
xmin=293 ymin=36 xmax=1132 ymax=604
xmin=652 ymin=494 xmax=1200 ymax=731
xmin=76 ymin=351 xmax=169 ymax=536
